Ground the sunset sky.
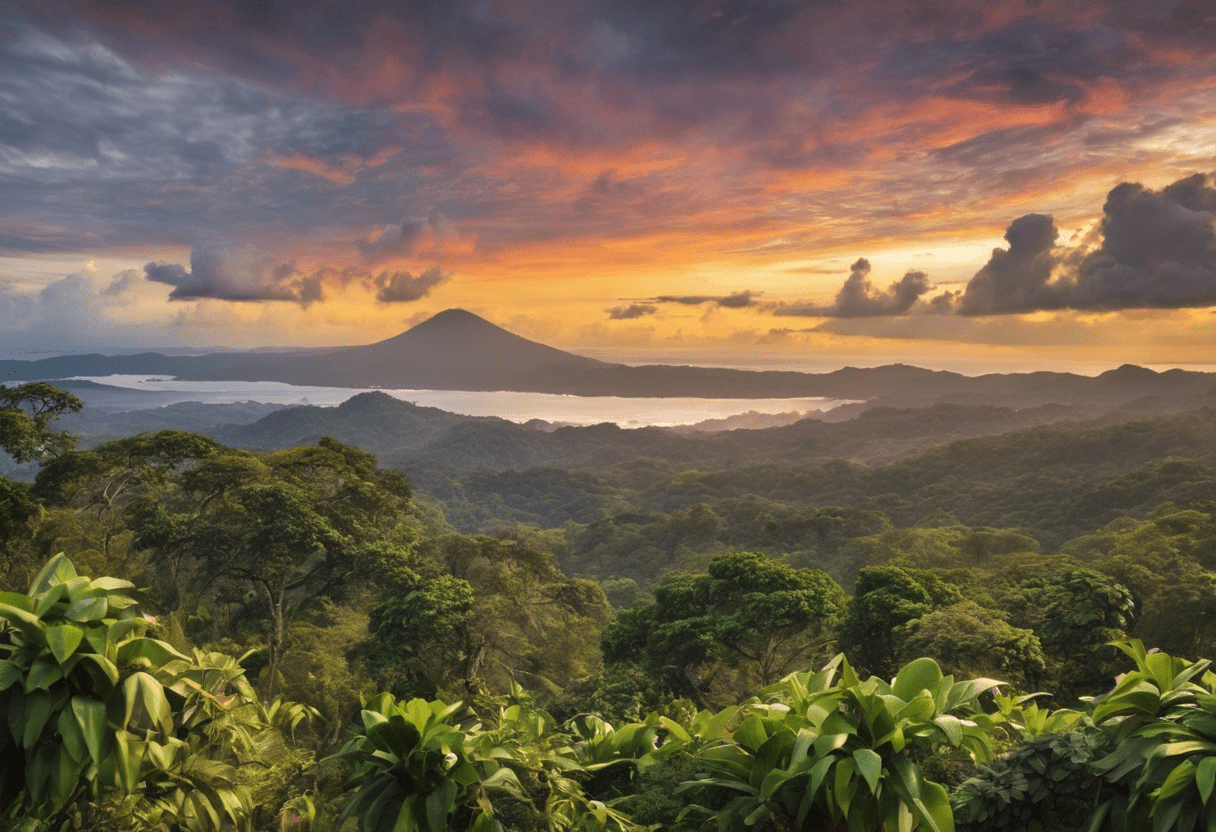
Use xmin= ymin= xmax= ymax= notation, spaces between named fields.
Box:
xmin=2 ymin=0 xmax=1216 ymax=371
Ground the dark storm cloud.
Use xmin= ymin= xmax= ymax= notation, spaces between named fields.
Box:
xmin=374 ymin=267 xmax=451 ymax=303
xmin=607 ymin=303 xmax=656 ymax=320
xmin=650 ymin=291 xmax=759 ymax=308
xmin=1072 ymin=175 xmax=1216 ymax=309
xmin=955 ymin=173 xmax=1216 ymax=314
xmin=775 ymin=259 xmax=934 ymax=318
xmin=39 ymin=0 xmax=526 ymax=88
xmin=1107 ymin=2 xmax=1216 ymax=53
xmin=957 ymin=215 xmax=1066 ymax=314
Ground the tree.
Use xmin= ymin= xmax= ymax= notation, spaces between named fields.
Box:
xmin=601 ymin=552 xmax=846 ymax=706
xmin=32 ymin=433 xmax=421 ymax=698
xmin=897 ymin=600 xmax=1045 ymax=689
xmin=837 ymin=565 xmax=963 ymax=680
xmin=368 ymin=534 xmax=612 ymax=699
xmin=0 ymin=382 xmax=83 ymax=463
xmin=1001 ymin=568 xmax=1138 ymax=701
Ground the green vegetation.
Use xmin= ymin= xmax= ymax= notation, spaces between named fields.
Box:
xmin=5 ymin=384 xmax=1216 ymax=829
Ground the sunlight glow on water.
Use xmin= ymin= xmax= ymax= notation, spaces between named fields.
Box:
xmin=68 ymin=376 xmax=854 ymax=428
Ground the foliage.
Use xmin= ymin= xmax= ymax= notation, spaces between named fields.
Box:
xmin=678 ymin=654 xmax=1002 ymax=832
xmin=1086 ymin=640 xmax=1216 ymax=832
xmin=369 ymin=534 xmax=611 ymax=699
xmin=31 ymin=432 xmax=420 ymax=698
xmin=897 ymin=601 xmax=1045 ymax=690
xmin=1001 ymin=569 xmax=1138 ymax=701
xmin=837 ymin=566 xmax=963 ymax=680
xmin=331 ymin=692 xmax=652 ymax=832
xmin=0 ymin=553 xmax=302 ymax=831
xmin=951 ymin=728 xmax=1104 ymax=832
xmin=601 ymin=552 xmax=845 ymax=707
xmin=0 ymin=383 xmax=84 ymax=464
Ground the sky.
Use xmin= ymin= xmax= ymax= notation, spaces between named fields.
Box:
xmin=2 ymin=0 xmax=1216 ymax=372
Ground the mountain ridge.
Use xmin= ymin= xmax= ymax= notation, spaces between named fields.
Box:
xmin=2 ymin=308 xmax=1214 ymax=407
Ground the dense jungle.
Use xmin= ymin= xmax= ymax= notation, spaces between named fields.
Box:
xmin=4 ymin=381 xmax=1216 ymax=832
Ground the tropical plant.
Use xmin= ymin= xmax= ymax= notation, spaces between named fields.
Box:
xmin=1086 ymin=640 xmax=1216 ymax=832
xmin=950 ymin=727 xmax=1104 ymax=832
xmin=0 ymin=553 xmax=287 ymax=830
xmin=332 ymin=693 xmax=516 ymax=832
xmin=332 ymin=690 xmax=672 ymax=832
xmin=678 ymin=654 xmax=1002 ymax=832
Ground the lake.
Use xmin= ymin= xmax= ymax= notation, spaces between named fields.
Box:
xmin=68 ymin=375 xmax=853 ymax=428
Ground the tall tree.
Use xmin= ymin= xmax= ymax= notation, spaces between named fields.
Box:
xmin=601 ymin=551 xmax=845 ymax=706
xmin=836 ymin=565 xmax=963 ymax=680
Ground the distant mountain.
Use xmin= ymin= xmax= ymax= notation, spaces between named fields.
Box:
xmin=3 ymin=309 xmax=1216 ymax=406
xmin=283 ymin=308 xmax=606 ymax=388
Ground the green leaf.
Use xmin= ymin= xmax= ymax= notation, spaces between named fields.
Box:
xmin=892 ymin=658 xmax=944 ymax=703
xmin=853 ymin=748 xmax=882 ymax=793
xmin=932 ymin=714 xmax=964 ymax=746
xmin=0 ymin=601 xmax=45 ymax=645
xmin=72 ymin=653 xmax=119 ymax=692
xmin=426 ymin=779 xmax=456 ymax=832
xmin=733 ymin=713 xmax=768 ymax=751
xmin=45 ymin=622 xmax=84 ymax=665
xmin=122 ymin=671 xmax=173 ymax=735
xmin=111 ymin=731 xmax=140 ymax=792
xmin=1093 ymin=681 xmax=1161 ymax=723
xmin=834 ymin=758 xmax=857 ymax=816
xmin=0 ymin=660 xmax=22 ymax=691
xmin=660 ymin=715 xmax=692 ymax=743
xmin=116 ymin=637 xmax=188 ymax=668
xmin=1157 ymin=759 xmax=1198 ymax=803
xmin=0 ymin=592 xmax=33 ymax=612
xmin=72 ymin=696 xmax=107 ymax=765
xmin=64 ymin=595 xmax=108 ymax=622
xmin=1197 ymin=757 xmax=1216 ymax=805
xmin=918 ymin=779 xmax=954 ymax=832
xmin=21 ymin=689 xmax=54 ymax=748
xmin=24 ymin=655 xmax=63 ymax=691
xmin=56 ymin=708 xmax=87 ymax=763
xmin=89 ymin=576 xmax=136 ymax=592
xmin=28 ymin=553 xmax=78 ymax=597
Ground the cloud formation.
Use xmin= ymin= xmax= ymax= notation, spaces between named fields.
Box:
xmin=607 ymin=303 xmax=656 ymax=320
xmin=4 ymin=0 xmax=1216 ymax=358
xmin=374 ymin=267 xmax=451 ymax=303
xmin=776 ymin=259 xmax=935 ymax=318
xmin=956 ymin=172 xmax=1216 ymax=314
xmin=650 ymin=290 xmax=758 ymax=309
xmin=359 ymin=216 xmax=467 ymax=264
xmin=145 ymin=245 xmax=451 ymax=306
xmin=956 ymin=214 xmax=1066 ymax=314
xmin=774 ymin=171 xmax=1216 ymax=321
xmin=145 ymin=244 xmax=325 ymax=305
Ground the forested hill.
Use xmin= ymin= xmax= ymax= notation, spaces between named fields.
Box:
xmin=62 ymin=390 xmax=1209 ymax=552
xmin=196 ymin=392 xmax=1085 ymax=468
xmin=202 ymin=390 xmax=1213 ymax=474
xmin=5 ymin=308 xmax=1216 ymax=404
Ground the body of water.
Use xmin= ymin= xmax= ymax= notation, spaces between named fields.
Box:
xmin=68 ymin=376 xmax=852 ymax=428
